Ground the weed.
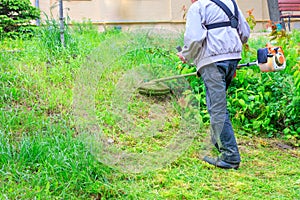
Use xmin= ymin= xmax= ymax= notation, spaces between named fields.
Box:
xmin=0 ymin=21 xmax=299 ymax=199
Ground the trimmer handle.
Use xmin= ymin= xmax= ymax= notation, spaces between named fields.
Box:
xmin=176 ymin=46 xmax=182 ymax=52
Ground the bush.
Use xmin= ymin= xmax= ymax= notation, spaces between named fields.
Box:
xmin=0 ymin=0 xmax=40 ymax=39
xmin=234 ymin=29 xmax=299 ymax=145
xmin=177 ymin=29 xmax=300 ymax=146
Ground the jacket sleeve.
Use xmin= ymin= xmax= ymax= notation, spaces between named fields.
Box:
xmin=237 ymin=8 xmax=250 ymax=44
xmin=182 ymin=4 xmax=207 ymax=63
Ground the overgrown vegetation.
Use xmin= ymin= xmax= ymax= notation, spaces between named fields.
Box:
xmin=0 ymin=6 xmax=299 ymax=199
xmin=178 ymin=16 xmax=300 ymax=146
xmin=234 ymin=27 xmax=300 ymax=143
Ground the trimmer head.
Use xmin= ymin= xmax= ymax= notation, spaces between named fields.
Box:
xmin=138 ymin=81 xmax=171 ymax=96
xmin=137 ymin=72 xmax=197 ymax=96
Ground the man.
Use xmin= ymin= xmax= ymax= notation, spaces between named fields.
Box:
xmin=178 ymin=0 xmax=250 ymax=169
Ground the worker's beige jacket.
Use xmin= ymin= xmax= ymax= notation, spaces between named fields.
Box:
xmin=182 ymin=0 xmax=250 ymax=70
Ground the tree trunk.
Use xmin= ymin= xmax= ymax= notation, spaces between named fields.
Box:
xmin=267 ymin=0 xmax=281 ymax=22
xmin=59 ymin=0 xmax=65 ymax=47
xmin=35 ymin=0 xmax=40 ymax=26
xmin=267 ymin=0 xmax=285 ymax=29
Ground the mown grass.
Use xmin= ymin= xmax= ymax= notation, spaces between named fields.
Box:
xmin=0 ymin=24 xmax=299 ymax=199
xmin=1 ymin=131 xmax=299 ymax=199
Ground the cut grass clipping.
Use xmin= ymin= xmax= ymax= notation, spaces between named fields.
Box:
xmin=1 ymin=26 xmax=299 ymax=199
xmin=73 ymin=29 xmax=211 ymax=173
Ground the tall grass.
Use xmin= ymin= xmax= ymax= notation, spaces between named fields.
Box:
xmin=0 ymin=20 xmax=299 ymax=199
xmin=0 ymin=131 xmax=119 ymax=199
xmin=0 ymin=19 xmax=124 ymax=199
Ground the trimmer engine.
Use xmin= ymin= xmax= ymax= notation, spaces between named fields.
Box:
xmin=257 ymin=45 xmax=286 ymax=72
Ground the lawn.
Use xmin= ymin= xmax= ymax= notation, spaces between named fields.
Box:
xmin=0 ymin=26 xmax=299 ymax=199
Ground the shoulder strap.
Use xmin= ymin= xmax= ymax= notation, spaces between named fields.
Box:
xmin=205 ymin=0 xmax=239 ymax=30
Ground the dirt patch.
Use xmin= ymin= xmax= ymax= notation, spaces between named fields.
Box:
xmin=238 ymin=136 xmax=299 ymax=155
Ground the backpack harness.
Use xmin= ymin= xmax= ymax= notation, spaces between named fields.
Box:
xmin=205 ymin=0 xmax=239 ymax=30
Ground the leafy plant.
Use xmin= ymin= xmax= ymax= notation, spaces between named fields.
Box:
xmin=246 ymin=9 xmax=257 ymax=31
xmin=228 ymin=28 xmax=300 ymax=145
xmin=177 ymin=13 xmax=300 ymax=146
xmin=0 ymin=0 xmax=40 ymax=39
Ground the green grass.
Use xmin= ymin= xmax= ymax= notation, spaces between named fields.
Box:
xmin=0 ymin=131 xmax=299 ymax=199
xmin=0 ymin=25 xmax=299 ymax=199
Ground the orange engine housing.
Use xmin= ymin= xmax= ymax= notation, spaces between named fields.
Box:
xmin=258 ymin=45 xmax=286 ymax=72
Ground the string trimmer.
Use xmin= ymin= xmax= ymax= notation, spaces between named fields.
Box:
xmin=138 ymin=45 xmax=286 ymax=96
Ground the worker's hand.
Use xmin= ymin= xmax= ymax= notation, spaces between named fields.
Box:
xmin=177 ymin=52 xmax=187 ymax=63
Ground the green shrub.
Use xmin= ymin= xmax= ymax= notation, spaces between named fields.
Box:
xmin=177 ymin=30 xmax=300 ymax=146
xmin=228 ymin=30 xmax=300 ymax=145
xmin=0 ymin=0 xmax=40 ymax=39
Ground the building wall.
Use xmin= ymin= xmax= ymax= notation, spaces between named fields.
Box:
xmin=30 ymin=0 xmax=298 ymax=32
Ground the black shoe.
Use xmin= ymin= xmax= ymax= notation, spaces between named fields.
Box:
xmin=203 ymin=156 xmax=239 ymax=170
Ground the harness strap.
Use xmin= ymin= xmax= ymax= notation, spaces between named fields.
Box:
xmin=205 ymin=0 xmax=239 ymax=30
